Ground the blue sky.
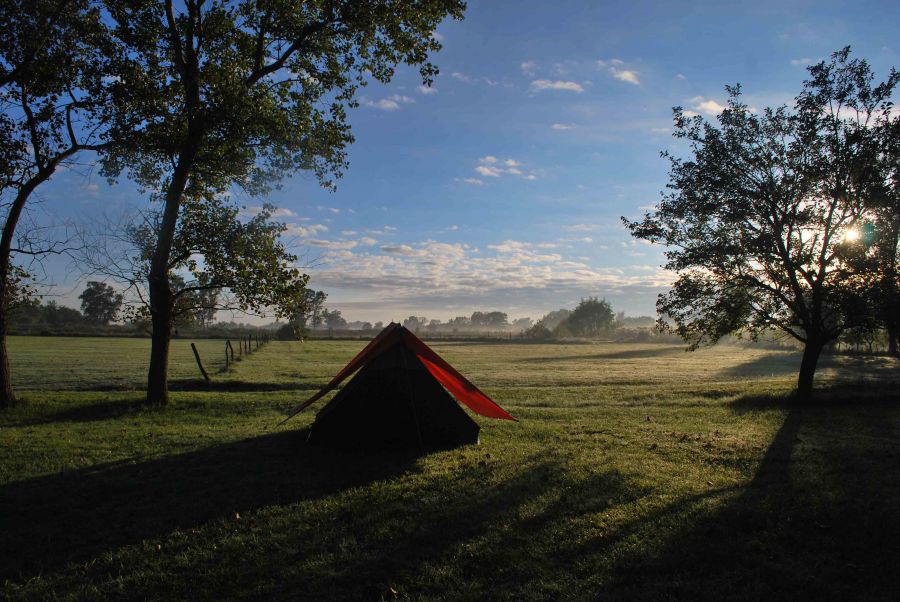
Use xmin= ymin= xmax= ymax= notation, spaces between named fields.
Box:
xmin=33 ymin=0 xmax=900 ymax=323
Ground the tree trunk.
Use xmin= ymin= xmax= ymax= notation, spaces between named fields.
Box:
xmin=0 ymin=186 xmax=33 ymax=409
xmin=797 ymin=337 xmax=825 ymax=401
xmin=0 ymin=311 xmax=16 ymax=409
xmin=146 ymin=277 xmax=173 ymax=405
xmin=144 ymin=128 xmax=201 ymax=405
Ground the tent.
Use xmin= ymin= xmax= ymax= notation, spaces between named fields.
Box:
xmin=281 ymin=323 xmax=516 ymax=450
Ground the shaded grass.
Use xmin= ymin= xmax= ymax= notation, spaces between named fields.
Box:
xmin=1 ymin=339 xmax=899 ymax=599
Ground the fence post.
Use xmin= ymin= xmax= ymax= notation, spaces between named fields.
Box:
xmin=191 ymin=343 xmax=211 ymax=381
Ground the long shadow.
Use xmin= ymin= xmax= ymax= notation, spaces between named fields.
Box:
xmin=168 ymin=379 xmax=325 ymax=392
xmin=720 ymin=350 xmax=801 ymax=378
xmin=594 ymin=389 xmax=900 ymax=600
xmin=518 ymin=345 xmax=684 ymax=364
xmin=0 ymin=429 xmax=419 ymax=582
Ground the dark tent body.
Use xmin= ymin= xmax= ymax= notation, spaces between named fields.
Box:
xmin=281 ymin=323 xmax=516 ymax=450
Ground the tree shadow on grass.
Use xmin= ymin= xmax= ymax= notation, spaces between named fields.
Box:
xmin=168 ymin=379 xmax=325 ymax=392
xmin=0 ymin=429 xmax=420 ymax=582
xmin=518 ymin=345 xmax=684 ymax=364
xmin=594 ymin=388 xmax=900 ymax=600
xmin=0 ymin=434 xmax=649 ymax=600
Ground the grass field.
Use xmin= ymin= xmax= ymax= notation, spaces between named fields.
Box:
xmin=1 ymin=337 xmax=899 ymax=600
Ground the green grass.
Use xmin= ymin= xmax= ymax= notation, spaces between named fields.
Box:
xmin=1 ymin=338 xmax=899 ymax=600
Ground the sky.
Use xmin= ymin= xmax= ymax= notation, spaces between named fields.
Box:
xmin=28 ymin=0 xmax=900 ymax=324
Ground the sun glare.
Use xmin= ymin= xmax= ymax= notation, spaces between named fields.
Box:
xmin=843 ymin=228 xmax=860 ymax=243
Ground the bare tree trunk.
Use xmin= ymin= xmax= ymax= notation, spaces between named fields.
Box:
xmin=144 ymin=133 xmax=200 ymax=405
xmin=146 ymin=275 xmax=173 ymax=404
xmin=0 ymin=311 xmax=15 ymax=409
xmin=797 ymin=337 xmax=825 ymax=401
xmin=0 ymin=186 xmax=35 ymax=409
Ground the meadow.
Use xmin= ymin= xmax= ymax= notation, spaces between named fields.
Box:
xmin=1 ymin=336 xmax=899 ymax=600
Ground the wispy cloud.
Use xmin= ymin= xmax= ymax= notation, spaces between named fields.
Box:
xmin=551 ymin=123 xmax=576 ymax=130
xmin=686 ymin=96 xmax=727 ymax=116
xmin=307 ymin=238 xmax=672 ymax=316
xmin=359 ymin=94 xmax=416 ymax=111
xmin=791 ymin=57 xmax=813 ymax=66
xmin=241 ymin=205 xmax=297 ymax=218
xmin=473 ymin=156 xmax=538 ymax=181
xmin=417 ymin=85 xmax=438 ymax=95
xmin=520 ymin=60 xmax=538 ymax=76
xmin=530 ymin=79 xmax=584 ymax=93
xmin=609 ymin=67 xmax=640 ymax=85
xmin=561 ymin=223 xmax=602 ymax=232
xmin=306 ymin=239 xmax=359 ymax=250
xmin=285 ymin=223 xmax=329 ymax=237
xmin=676 ymin=73 xmax=687 ymax=80
xmin=463 ymin=177 xmax=484 ymax=185
xmin=451 ymin=71 xmax=474 ymax=83
xmin=598 ymin=58 xmax=640 ymax=85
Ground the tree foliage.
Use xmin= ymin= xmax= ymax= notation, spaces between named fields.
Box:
xmin=563 ymin=297 xmax=615 ymax=337
xmin=0 ymin=0 xmax=116 ymax=408
xmin=79 ymin=281 xmax=123 ymax=324
xmin=94 ymin=0 xmax=464 ymax=405
xmin=625 ymin=47 xmax=898 ymax=398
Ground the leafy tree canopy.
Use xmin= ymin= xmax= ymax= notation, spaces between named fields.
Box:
xmin=79 ymin=281 xmax=123 ymax=324
xmin=625 ymin=47 xmax=898 ymax=397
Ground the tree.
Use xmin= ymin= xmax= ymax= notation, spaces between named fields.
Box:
xmin=290 ymin=288 xmax=327 ymax=338
xmin=100 ymin=0 xmax=465 ymax=405
xmin=403 ymin=315 xmax=427 ymax=331
xmin=79 ymin=281 xmax=123 ymax=324
xmin=536 ymin=309 xmax=571 ymax=331
xmin=511 ymin=317 xmax=534 ymax=331
xmin=564 ymin=297 xmax=615 ymax=337
xmin=625 ymin=48 xmax=898 ymax=400
xmin=323 ymin=309 xmax=346 ymax=330
xmin=0 ymin=0 xmax=114 ymax=408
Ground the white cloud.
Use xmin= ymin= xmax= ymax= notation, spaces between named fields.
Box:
xmin=520 ymin=60 xmax=538 ymax=76
xmin=446 ymin=225 xmax=459 ymax=231
xmin=791 ymin=57 xmax=813 ymax=66
xmin=359 ymin=237 xmax=378 ymax=246
xmin=241 ymin=205 xmax=298 ymax=218
xmin=381 ymin=244 xmax=428 ymax=257
xmin=472 ymin=156 xmax=536 ymax=181
xmin=432 ymin=31 xmax=444 ymax=42
xmin=562 ymin=223 xmax=602 ymax=232
xmin=530 ymin=79 xmax=584 ymax=93
xmin=359 ymin=94 xmax=415 ymax=111
xmin=451 ymin=71 xmax=473 ymax=83
xmin=650 ymin=127 xmax=670 ymax=134
xmin=306 ymin=239 xmax=358 ymax=250
xmin=475 ymin=165 xmax=503 ymax=177
xmin=689 ymin=96 xmax=727 ymax=116
xmin=306 ymin=236 xmax=672 ymax=318
xmin=417 ymin=85 xmax=438 ymax=95
xmin=610 ymin=68 xmax=640 ymax=85
xmin=285 ymin=223 xmax=329 ymax=237
xmin=551 ymin=123 xmax=576 ymax=130
xmin=676 ymin=73 xmax=687 ymax=80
